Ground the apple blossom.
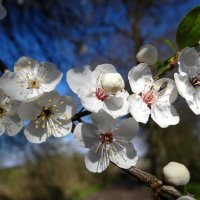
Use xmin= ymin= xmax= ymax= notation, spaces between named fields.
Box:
xmin=177 ymin=196 xmax=196 ymax=200
xmin=163 ymin=161 xmax=190 ymax=186
xmin=0 ymin=89 xmax=23 ymax=136
xmin=174 ymin=47 xmax=200 ymax=114
xmin=0 ymin=56 xmax=63 ymax=102
xmin=74 ymin=110 xmax=138 ymax=173
xmin=18 ymin=91 xmax=75 ymax=143
xmin=128 ymin=63 xmax=179 ymax=128
xmin=67 ymin=64 xmax=129 ymax=118
xmin=136 ymin=44 xmax=158 ymax=65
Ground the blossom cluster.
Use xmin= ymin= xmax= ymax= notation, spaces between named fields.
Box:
xmin=0 ymin=45 xmax=198 ymax=174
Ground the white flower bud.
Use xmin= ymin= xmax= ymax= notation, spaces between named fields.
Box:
xmin=163 ymin=162 xmax=190 ymax=186
xmin=101 ymin=73 xmax=125 ymax=94
xmin=177 ymin=195 xmax=196 ymax=200
xmin=136 ymin=44 xmax=158 ymax=65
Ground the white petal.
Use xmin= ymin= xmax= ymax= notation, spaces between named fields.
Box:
xmin=74 ymin=123 xmax=99 ymax=148
xmin=14 ymin=56 xmax=39 ymax=70
xmin=151 ymin=104 xmax=180 ymax=128
xmin=114 ymin=118 xmax=139 ymax=141
xmin=41 ymin=62 xmax=63 ymax=92
xmin=51 ymin=119 xmax=72 ymax=137
xmin=128 ymin=63 xmax=153 ymax=94
xmin=37 ymin=90 xmax=59 ymax=106
xmin=85 ymin=145 xmax=110 ymax=173
xmin=91 ymin=110 xmax=116 ymax=133
xmin=128 ymin=94 xmax=150 ymax=124
xmin=154 ymin=78 xmax=178 ymax=104
xmin=24 ymin=122 xmax=48 ymax=143
xmin=174 ymin=73 xmax=195 ymax=101
xmin=5 ymin=115 xmax=23 ymax=136
xmin=18 ymin=101 xmax=40 ymax=120
xmin=93 ymin=64 xmax=117 ymax=79
xmin=110 ymin=142 xmax=138 ymax=169
xmin=103 ymin=91 xmax=129 ymax=118
xmin=80 ymin=95 xmax=103 ymax=113
xmin=0 ymin=3 xmax=7 ymax=20
xmin=66 ymin=65 xmax=96 ymax=95
xmin=186 ymin=90 xmax=200 ymax=115
xmin=0 ymin=119 xmax=5 ymax=135
xmin=178 ymin=47 xmax=200 ymax=75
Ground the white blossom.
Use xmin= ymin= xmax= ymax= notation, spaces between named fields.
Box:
xmin=0 ymin=89 xmax=23 ymax=136
xmin=174 ymin=47 xmax=200 ymax=114
xmin=67 ymin=64 xmax=129 ymax=118
xmin=163 ymin=161 xmax=190 ymax=186
xmin=136 ymin=44 xmax=158 ymax=65
xmin=18 ymin=91 xmax=75 ymax=143
xmin=177 ymin=196 xmax=196 ymax=200
xmin=128 ymin=63 xmax=179 ymax=128
xmin=0 ymin=1 xmax=7 ymax=20
xmin=0 ymin=56 xmax=63 ymax=102
xmin=74 ymin=110 xmax=138 ymax=173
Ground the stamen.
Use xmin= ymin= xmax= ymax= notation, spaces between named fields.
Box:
xmin=190 ymin=74 xmax=200 ymax=88
xmin=95 ymin=88 xmax=109 ymax=101
xmin=99 ymin=132 xmax=113 ymax=144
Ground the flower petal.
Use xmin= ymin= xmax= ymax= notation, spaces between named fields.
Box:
xmin=93 ymin=64 xmax=117 ymax=79
xmin=41 ymin=62 xmax=63 ymax=92
xmin=178 ymin=47 xmax=200 ymax=75
xmin=151 ymin=104 xmax=180 ymax=128
xmin=85 ymin=145 xmax=110 ymax=173
xmin=91 ymin=110 xmax=116 ymax=133
xmin=103 ymin=91 xmax=129 ymax=118
xmin=24 ymin=122 xmax=48 ymax=143
xmin=186 ymin=90 xmax=200 ymax=115
xmin=80 ymin=95 xmax=103 ymax=113
xmin=114 ymin=118 xmax=139 ymax=141
xmin=128 ymin=63 xmax=153 ymax=94
xmin=74 ymin=122 xmax=99 ymax=148
xmin=110 ymin=142 xmax=138 ymax=169
xmin=0 ymin=119 xmax=5 ymax=135
xmin=18 ymin=101 xmax=41 ymax=120
xmin=154 ymin=78 xmax=178 ymax=104
xmin=174 ymin=73 xmax=195 ymax=101
xmin=5 ymin=115 xmax=23 ymax=136
xmin=0 ymin=3 xmax=7 ymax=20
xmin=128 ymin=94 xmax=150 ymax=123
xmin=66 ymin=65 xmax=96 ymax=95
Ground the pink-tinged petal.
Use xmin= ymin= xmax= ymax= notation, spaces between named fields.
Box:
xmin=66 ymin=65 xmax=96 ymax=95
xmin=129 ymin=94 xmax=150 ymax=124
xmin=91 ymin=110 xmax=116 ymax=133
xmin=128 ymin=63 xmax=153 ymax=94
xmin=174 ymin=73 xmax=195 ymax=101
xmin=178 ymin=47 xmax=200 ymax=75
xmin=85 ymin=145 xmax=110 ymax=173
xmin=24 ymin=122 xmax=48 ymax=143
xmin=74 ymin=122 xmax=99 ymax=148
xmin=151 ymin=104 xmax=180 ymax=128
xmin=114 ymin=118 xmax=139 ymax=141
xmin=110 ymin=142 xmax=138 ymax=169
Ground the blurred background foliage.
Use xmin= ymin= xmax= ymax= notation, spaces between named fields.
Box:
xmin=0 ymin=0 xmax=200 ymax=199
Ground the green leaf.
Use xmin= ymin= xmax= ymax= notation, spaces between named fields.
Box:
xmin=176 ymin=5 xmax=200 ymax=50
xmin=163 ymin=38 xmax=176 ymax=52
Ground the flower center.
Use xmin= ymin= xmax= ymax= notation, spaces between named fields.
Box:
xmin=28 ymin=79 xmax=41 ymax=89
xmin=190 ymin=74 xmax=200 ymax=88
xmin=0 ymin=106 xmax=6 ymax=117
xmin=142 ymin=91 xmax=157 ymax=105
xmin=95 ymin=88 xmax=109 ymax=101
xmin=99 ymin=132 xmax=113 ymax=144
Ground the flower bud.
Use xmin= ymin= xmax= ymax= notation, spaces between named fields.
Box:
xmin=136 ymin=44 xmax=158 ymax=65
xmin=177 ymin=195 xmax=196 ymax=200
xmin=163 ymin=162 xmax=190 ymax=186
xmin=101 ymin=73 xmax=125 ymax=94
